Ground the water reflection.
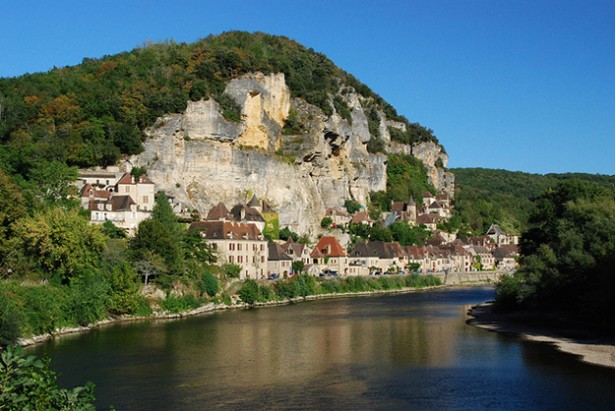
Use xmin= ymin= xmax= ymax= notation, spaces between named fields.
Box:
xmin=31 ymin=287 xmax=615 ymax=410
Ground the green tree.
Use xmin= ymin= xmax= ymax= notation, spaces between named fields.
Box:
xmin=222 ymin=263 xmax=242 ymax=279
xmin=238 ymin=279 xmax=259 ymax=304
xmin=292 ymin=260 xmax=305 ymax=275
xmin=29 ymin=161 xmax=78 ymax=203
xmin=320 ymin=216 xmax=333 ymax=229
xmin=130 ymin=192 xmax=184 ymax=276
xmin=344 ymin=199 xmax=361 ymax=214
xmin=199 ymin=272 xmax=219 ymax=297
xmin=106 ymin=260 xmax=142 ymax=315
xmin=13 ymin=207 xmax=106 ymax=282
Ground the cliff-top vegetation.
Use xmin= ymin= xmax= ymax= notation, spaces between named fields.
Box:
xmin=0 ymin=31 xmax=439 ymax=182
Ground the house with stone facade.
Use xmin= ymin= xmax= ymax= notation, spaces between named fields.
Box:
xmin=79 ymin=171 xmax=155 ymax=235
xmin=189 ymin=220 xmax=268 ymax=280
xmin=310 ymin=236 xmax=348 ymax=275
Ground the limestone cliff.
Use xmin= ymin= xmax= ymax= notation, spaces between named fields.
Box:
xmin=126 ymin=72 xmax=452 ymax=234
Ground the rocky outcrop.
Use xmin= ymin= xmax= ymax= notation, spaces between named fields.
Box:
xmin=126 ymin=72 xmax=451 ymax=234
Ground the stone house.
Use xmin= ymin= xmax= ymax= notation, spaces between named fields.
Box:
xmin=486 ymin=224 xmax=519 ymax=246
xmin=189 ymin=220 xmax=268 ymax=280
xmin=493 ymin=244 xmax=519 ymax=271
xmin=267 ymin=242 xmax=293 ymax=277
xmin=310 ymin=236 xmax=348 ymax=275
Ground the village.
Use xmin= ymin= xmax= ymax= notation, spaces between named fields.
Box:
xmin=77 ymin=168 xmax=519 ymax=281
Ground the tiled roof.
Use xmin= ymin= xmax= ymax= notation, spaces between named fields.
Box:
xmin=206 ymin=202 xmax=233 ymax=221
xmin=116 ymin=173 xmax=155 ymax=185
xmin=189 ymin=220 xmax=262 ymax=240
xmin=230 ymin=204 xmax=265 ymax=222
xmin=311 ymin=236 xmax=346 ymax=258
xmin=268 ymin=243 xmax=293 ymax=261
xmin=350 ymin=211 xmax=371 ymax=224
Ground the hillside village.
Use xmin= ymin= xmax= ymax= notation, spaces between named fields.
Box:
xmin=76 ymin=169 xmax=519 ymax=280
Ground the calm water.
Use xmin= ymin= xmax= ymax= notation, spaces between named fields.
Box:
xmin=31 ymin=286 xmax=615 ymax=410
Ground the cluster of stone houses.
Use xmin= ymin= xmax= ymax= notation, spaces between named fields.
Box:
xmin=326 ymin=192 xmax=453 ymax=231
xmin=77 ymin=169 xmax=155 ymax=235
xmin=77 ymin=169 xmax=519 ymax=279
xmin=188 ymin=198 xmax=519 ymax=280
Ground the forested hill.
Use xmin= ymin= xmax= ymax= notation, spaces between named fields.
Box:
xmin=452 ymin=167 xmax=615 ymax=235
xmin=0 ymin=31 xmax=439 ymax=180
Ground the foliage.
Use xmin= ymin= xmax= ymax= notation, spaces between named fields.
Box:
xmin=159 ymin=294 xmax=201 ymax=313
xmin=222 ymin=263 xmax=242 ymax=278
xmin=332 ymin=95 xmax=352 ymax=124
xmin=283 ymin=108 xmax=303 ymax=135
xmin=0 ymin=294 xmax=22 ymax=346
xmin=292 ymin=260 xmax=305 ymax=275
xmin=387 ymin=123 xmax=439 ymax=146
xmin=214 ymin=93 xmax=241 ymax=123
xmin=320 ymin=216 xmax=333 ymax=229
xmin=238 ymin=279 xmax=259 ymax=304
xmin=0 ymin=345 xmax=96 ymax=410
xmin=199 ymin=272 xmax=219 ymax=297
xmin=101 ymin=220 xmax=127 ymax=239
xmin=279 ymin=226 xmax=299 ymax=242
xmin=389 ymin=221 xmax=431 ymax=246
xmin=494 ymin=180 xmax=615 ymax=330
xmin=344 ymin=199 xmax=361 ymax=214
xmin=130 ymin=192 xmax=185 ymax=277
xmin=106 ymin=260 xmax=142 ymax=315
xmin=452 ymin=167 xmax=615 ymax=236
xmin=68 ymin=270 xmax=111 ymax=326
xmin=12 ymin=206 xmax=106 ymax=283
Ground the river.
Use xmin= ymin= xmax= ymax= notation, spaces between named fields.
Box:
xmin=31 ymin=286 xmax=615 ymax=410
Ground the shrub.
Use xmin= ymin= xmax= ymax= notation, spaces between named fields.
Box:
xmin=222 ymin=263 xmax=242 ymax=279
xmin=238 ymin=280 xmax=259 ymax=304
xmin=320 ymin=217 xmax=333 ymax=229
xmin=199 ymin=272 xmax=219 ymax=297
xmin=160 ymin=294 xmax=201 ymax=313
xmin=0 ymin=294 xmax=22 ymax=346
xmin=0 ymin=345 xmax=96 ymax=410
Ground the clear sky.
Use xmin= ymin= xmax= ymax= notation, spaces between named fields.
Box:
xmin=2 ymin=0 xmax=614 ymax=175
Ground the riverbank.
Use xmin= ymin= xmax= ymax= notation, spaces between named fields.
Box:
xmin=19 ymin=283 xmax=458 ymax=347
xmin=467 ymin=302 xmax=615 ymax=369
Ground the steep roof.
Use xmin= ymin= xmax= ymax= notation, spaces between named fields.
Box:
xmin=206 ymin=202 xmax=233 ymax=221
xmin=312 ymin=236 xmax=346 ymax=257
xmin=350 ymin=211 xmax=372 ymax=224
xmin=189 ymin=220 xmax=262 ymax=240
xmin=268 ymin=242 xmax=293 ymax=261
xmin=116 ymin=173 xmax=154 ymax=185
xmin=230 ymin=204 xmax=265 ymax=222
xmin=493 ymin=244 xmax=519 ymax=259
xmin=486 ymin=224 xmax=505 ymax=236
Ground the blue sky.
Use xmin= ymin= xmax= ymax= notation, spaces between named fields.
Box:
xmin=2 ymin=0 xmax=614 ymax=174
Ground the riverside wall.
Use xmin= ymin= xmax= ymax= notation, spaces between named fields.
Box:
xmin=431 ymin=270 xmax=504 ymax=285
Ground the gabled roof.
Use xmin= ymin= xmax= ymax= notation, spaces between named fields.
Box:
xmin=416 ymin=213 xmax=439 ymax=224
xmin=268 ymin=242 xmax=293 ymax=261
xmin=79 ymin=184 xmax=111 ymax=199
xmin=493 ymin=244 xmax=519 ymax=259
xmin=486 ymin=224 xmax=505 ymax=236
xmin=350 ymin=241 xmax=403 ymax=259
xmin=423 ymin=191 xmax=434 ymax=198
xmin=89 ymin=195 xmax=136 ymax=212
xmin=248 ymin=194 xmax=260 ymax=207
xmin=189 ymin=221 xmax=262 ymax=240
xmin=404 ymin=246 xmax=427 ymax=259
xmin=312 ymin=236 xmax=346 ymax=258
xmin=206 ymin=202 xmax=233 ymax=221
xmin=116 ymin=173 xmax=154 ymax=185
xmin=436 ymin=194 xmax=449 ymax=201
xmin=350 ymin=211 xmax=372 ymax=224
xmin=230 ymin=204 xmax=265 ymax=222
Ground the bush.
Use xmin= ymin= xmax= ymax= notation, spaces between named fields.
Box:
xmin=238 ymin=280 xmax=259 ymax=304
xmin=320 ymin=217 xmax=333 ymax=229
xmin=222 ymin=263 xmax=242 ymax=279
xmin=160 ymin=294 xmax=201 ymax=313
xmin=0 ymin=294 xmax=22 ymax=346
xmin=68 ymin=271 xmax=111 ymax=326
xmin=199 ymin=272 xmax=219 ymax=297
xmin=0 ymin=345 xmax=96 ymax=410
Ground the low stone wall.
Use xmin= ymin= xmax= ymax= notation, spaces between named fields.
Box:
xmin=431 ymin=270 xmax=504 ymax=285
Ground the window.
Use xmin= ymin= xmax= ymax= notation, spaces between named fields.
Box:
xmin=261 ymin=256 xmax=265 ymax=263
xmin=143 ymin=196 xmax=149 ymax=204
xmin=229 ymin=256 xmax=234 ymax=263
xmin=124 ymin=186 xmax=130 ymax=193
xmin=238 ymin=244 xmax=242 ymax=251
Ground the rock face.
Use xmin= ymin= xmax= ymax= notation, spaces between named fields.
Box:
xmin=127 ymin=72 xmax=452 ymax=234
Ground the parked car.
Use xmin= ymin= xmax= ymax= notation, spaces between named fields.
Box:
xmin=267 ymin=273 xmax=279 ymax=280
